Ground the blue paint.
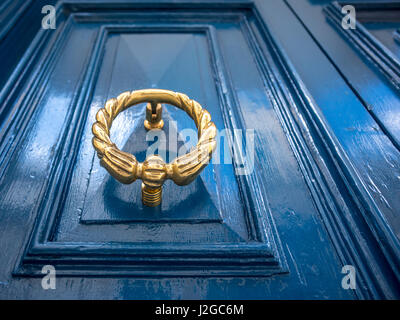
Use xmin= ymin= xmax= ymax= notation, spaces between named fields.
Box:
xmin=0 ymin=0 xmax=398 ymax=299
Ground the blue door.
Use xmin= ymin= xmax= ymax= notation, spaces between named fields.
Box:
xmin=0 ymin=0 xmax=399 ymax=299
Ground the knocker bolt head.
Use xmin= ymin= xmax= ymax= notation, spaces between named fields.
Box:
xmin=144 ymin=102 xmax=164 ymax=130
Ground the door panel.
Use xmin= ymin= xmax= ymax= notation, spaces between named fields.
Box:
xmin=8 ymin=8 xmax=289 ymax=277
xmin=0 ymin=0 xmax=398 ymax=299
xmin=284 ymin=0 xmax=400 ymax=297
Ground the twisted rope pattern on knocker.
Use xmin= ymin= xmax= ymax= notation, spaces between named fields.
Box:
xmin=92 ymin=89 xmax=217 ymax=188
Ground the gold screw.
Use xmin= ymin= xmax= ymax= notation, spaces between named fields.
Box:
xmin=141 ymin=183 xmax=162 ymax=207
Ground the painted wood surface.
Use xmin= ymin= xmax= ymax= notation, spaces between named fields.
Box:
xmin=0 ymin=0 xmax=398 ymax=299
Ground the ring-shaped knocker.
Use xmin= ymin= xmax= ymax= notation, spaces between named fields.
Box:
xmin=92 ymin=89 xmax=217 ymax=207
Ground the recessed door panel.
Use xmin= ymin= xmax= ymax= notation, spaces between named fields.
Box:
xmin=7 ymin=8 xmax=288 ymax=277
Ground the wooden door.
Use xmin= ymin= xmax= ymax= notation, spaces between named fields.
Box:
xmin=0 ymin=0 xmax=398 ymax=299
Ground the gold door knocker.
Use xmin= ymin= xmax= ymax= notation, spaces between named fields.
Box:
xmin=92 ymin=89 xmax=217 ymax=207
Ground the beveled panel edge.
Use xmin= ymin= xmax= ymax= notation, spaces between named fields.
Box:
xmin=324 ymin=2 xmax=400 ymax=91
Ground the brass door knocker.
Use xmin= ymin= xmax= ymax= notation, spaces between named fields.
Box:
xmin=92 ymin=89 xmax=217 ymax=207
